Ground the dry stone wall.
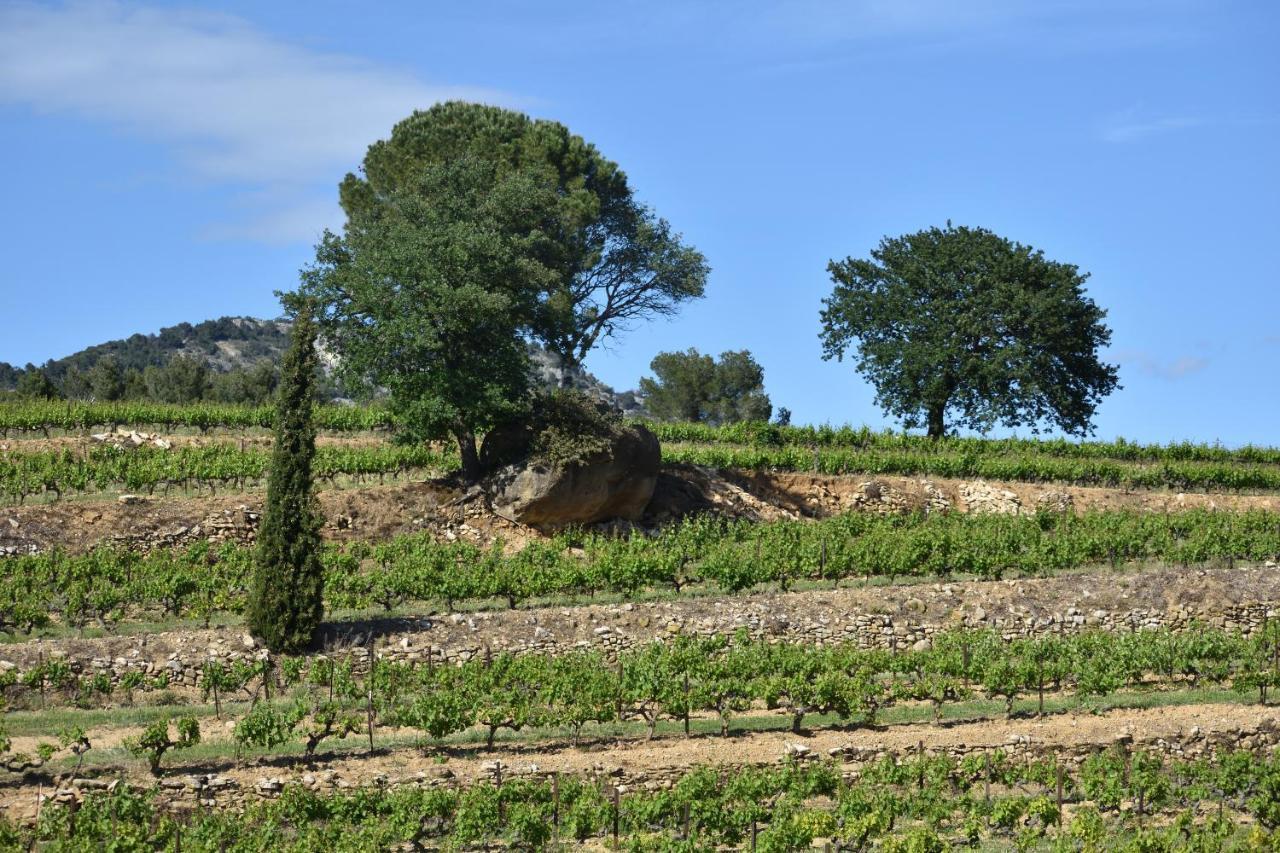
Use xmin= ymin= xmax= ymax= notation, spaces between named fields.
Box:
xmin=3 ymin=564 xmax=1277 ymax=689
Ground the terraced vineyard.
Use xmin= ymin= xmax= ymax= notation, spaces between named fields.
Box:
xmin=3 ymin=405 xmax=1280 ymax=850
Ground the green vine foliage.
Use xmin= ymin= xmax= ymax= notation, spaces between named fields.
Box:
xmin=7 ymin=750 xmax=1280 ymax=850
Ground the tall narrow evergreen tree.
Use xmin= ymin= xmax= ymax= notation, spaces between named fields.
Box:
xmin=247 ymin=302 xmax=324 ymax=652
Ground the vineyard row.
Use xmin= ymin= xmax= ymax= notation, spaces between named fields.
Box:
xmin=663 ymin=443 xmax=1280 ymax=492
xmin=8 ymin=625 xmax=1280 ymax=757
xmin=5 ymin=399 xmax=1280 ymax=468
xmin=4 ymin=509 xmax=1278 ymax=634
xmin=8 ymin=441 xmax=1280 ymax=504
xmin=0 ymin=443 xmax=449 ymax=503
xmin=0 ymin=400 xmax=394 ymax=435
xmin=8 ymin=745 xmax=1280 ymax=851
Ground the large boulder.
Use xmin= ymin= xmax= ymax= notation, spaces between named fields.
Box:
xmin=485 ymin=424 xmax=660 ymax=529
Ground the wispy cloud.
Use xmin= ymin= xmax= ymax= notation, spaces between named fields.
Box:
xmin=1120 ymin=350 xmax=1209 ymax=380
xmin=0 ymin=1 xmax=508 ymax=243
xmin=752 ymin=0 xmax=1204 ymax=49
xmin=1099 ymin=107 xmax=1202 ymax=143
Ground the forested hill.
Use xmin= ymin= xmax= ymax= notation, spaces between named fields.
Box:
xmin=0 ymin=317 xmax=640 ymax=410
xmin=0 ymin=317 xmax=290 ymax=389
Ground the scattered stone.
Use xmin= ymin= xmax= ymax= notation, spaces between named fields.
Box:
xmin=1036 ymin=491 xmax=1074 ymax=514
xmin=959 ymin=481 xmax=1022 ymax=515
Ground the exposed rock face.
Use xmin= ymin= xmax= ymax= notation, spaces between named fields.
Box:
xmin=644 ymin=465 xmax=800 ymax=525
xmin=486 ymin=425 xmax=660 ymax=529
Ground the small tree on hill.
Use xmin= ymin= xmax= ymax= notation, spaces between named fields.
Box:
xmin=639 ymin=348 xmax=772 ymax=424
xmin=15 ymin=368 xmax=60 ymax=400
xmin=820 ymin=223 xmax=1120 ymax=438
xmin=86 ymin=356 xmax=126 ymax=401
xmin=143 ymin=354 xmax=209 ymax=403
xmin=247 ymin=301 xmax=324 ymax=653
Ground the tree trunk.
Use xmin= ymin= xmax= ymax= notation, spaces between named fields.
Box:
xmin=926 ymin=401 xmax=946 ymax=439
xmin=455 ymin=431 xmax=481 ymax=483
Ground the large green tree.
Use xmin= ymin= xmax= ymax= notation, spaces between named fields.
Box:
xmin=246 ymin=302 xmax=325 ymax=653
xmin=639 ymin=348 xmax=772 ymax=425
xmin=337 ymin=101 xmax=709 ymax=375
xmin=301 ymin=156 xmax=563 ymax=480
xmin=819 ymin=224 xmax=1119 ymax=438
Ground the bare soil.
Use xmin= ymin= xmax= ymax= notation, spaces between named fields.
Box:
xmin=1 ymin=701 xmax=1272 ymax=820
xmin=5 ymin=466 xmax=1278 ymax=556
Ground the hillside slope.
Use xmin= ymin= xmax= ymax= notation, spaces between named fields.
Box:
xmin=0 ymin=316 xmax=290 ymax=387
xmin=1 ymin=316 xmax=643 ymax=410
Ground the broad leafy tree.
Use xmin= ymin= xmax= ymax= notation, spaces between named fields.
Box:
xmin=301 ymin=157 xmax=563 ymax=480
xmin=337 ymin=101 xmax=709 ymax=376
xmin=820 ymin=224 xmax=1119 ymax=438
xmin=640 ymin=348 xmax=772 ymax=424
xmin=247 ymin=303 xmax=325 ymax=653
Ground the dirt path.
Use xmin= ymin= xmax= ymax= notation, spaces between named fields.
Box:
xmin=1 ymin=700 xmax=1273 ymax=820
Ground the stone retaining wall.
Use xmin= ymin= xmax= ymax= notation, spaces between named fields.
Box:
xmin=3 ymin=565 xmax=1277 ymax=692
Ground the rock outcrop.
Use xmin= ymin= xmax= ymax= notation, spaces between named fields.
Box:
xmin=486 ymin=425 xmax=660 ymax=529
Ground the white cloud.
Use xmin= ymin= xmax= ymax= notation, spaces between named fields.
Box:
xmin=753 ymin=0 xmax=1203 ymax=47
xmin=198 ymin=195 xmax=341 ymax=247
xmin=1120 ymin=350 xmax=1209 ymax=380
xmin=0 ymin=1 xmax=509 ymax=242
xmin=1099 ymin=108 xmax=1202 ymax=143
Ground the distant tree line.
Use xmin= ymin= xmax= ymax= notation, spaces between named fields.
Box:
xmin=2 ymin=354 xmax=330 ymax=406
xmin=0 ymin=316 xmax=311 ymax=405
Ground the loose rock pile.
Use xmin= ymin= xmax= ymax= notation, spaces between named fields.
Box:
xmin=90 ymin=429 xmax=172 ymax=450
xmin=1036 ymin=490 xmax=1074 ymax=514
xmin=845 ymin=480 xmax=912 ymax=515
xmin=0 ymin=516 xmax=39 ymax=556
xmin=106 ymin=505 xmax=261 ymax=552
xmin=842 ymin=480 xmax=951 ymax=515
xmin=959 ymin=480 xmax=1022 ymax=515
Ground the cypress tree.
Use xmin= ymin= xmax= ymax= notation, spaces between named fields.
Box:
xmin=247 ymin=302 xmax=324 ymax=652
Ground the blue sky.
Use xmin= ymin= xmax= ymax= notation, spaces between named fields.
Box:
xmin=1 ymin=1 xmax=1276 ymax=445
